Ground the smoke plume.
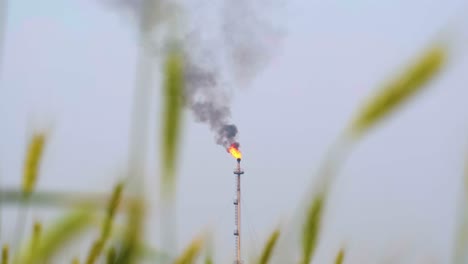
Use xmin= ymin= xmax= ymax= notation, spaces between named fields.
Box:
xmin=181 ymin=0 xmax=283 ymax=149
xmin=104 ymin=0 xmax=284 ymax=149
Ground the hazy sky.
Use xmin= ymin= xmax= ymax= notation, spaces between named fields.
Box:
xmin=1 ymin=0 xmax=468 ymax=263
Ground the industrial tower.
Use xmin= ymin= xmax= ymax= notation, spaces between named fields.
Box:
xmin=233 ymin=158 xmax=244 ymax=264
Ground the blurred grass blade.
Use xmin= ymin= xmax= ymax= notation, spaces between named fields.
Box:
xmin=14 ymin=131 xmax=48 ymax=252
xmin=30 ymin=221 xmax=42 ymax=258
xmin=204 ymin=255 xmax=213 ymax=264
xmin=161 ymin=46 xmax=184 ymax=193
xmin=136 ymin=244 xmax=171 ymax=263
xmin=301 ymin=194 xmax=324 ymax=264
xmin=257 ymin=228 xmax=280 ymax=264
xmin=72 ymin=257 xmax=80 ymax=264
xmin=160 ymin=43 xmax=185 ymax=259
xmin=86 ymin=182 xmax=124 ymax=264
xmin=101 ymin=182 xmax=124 ymax=241
xmin=106 ymin=247 xmax=116 ymax=264
xmin=101 ymin=221 xmax=171 ymax=262
xmin=349 ymin=44 xmax=446 ymax=138
xmin=454 ymin=155 xmax=468 ymax=264
xmin=32 ymin=210 xmax=94 ymax=262
xmin=173 ymin=236 xmax=204 ymax=264
xmin=204 ymin=232 xmax=213 ymax=264
xmin=2 ymin=245 xmax=8 ymax=264
xmin=334 ymin=249 xmax=344 ymax=264
xmin=114 ymin=197 xmax=145 ymax=264
xmin=15 ymin=208 xmax=95 ymax=264
xmin=85 ymin=240 xmax=104 ymax=264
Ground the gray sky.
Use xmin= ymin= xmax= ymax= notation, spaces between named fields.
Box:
xmin=1 ymin=0 xmax=468 ymax=263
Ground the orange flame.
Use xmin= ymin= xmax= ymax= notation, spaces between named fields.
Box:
xmin=228 ymin=144 xmax=242 ymax=159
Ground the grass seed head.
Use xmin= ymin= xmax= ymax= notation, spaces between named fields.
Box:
xmin=350 ymin=44 xmax=447 ymax=138
xmin=22 ymin=132 xmax=47 ymax=195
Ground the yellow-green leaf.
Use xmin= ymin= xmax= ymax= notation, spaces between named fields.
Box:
xmin=173 ymin=236 xmax=204 ymax=264
xmin=257 ymin=228 xmax=280 ymax=264
xmin=204 ymin=238 xmax=213 ymax=264
xmin=72 ymin=257 xmax=80 ymax=264
xmin=2 ymin=245 xmax=9 ymax=264
xmin=349 ymin=44 xmax=446 ymax=138
xmin=28 ymin=221 xmax=42 ymax=260
xmin=334 ymin=249 xmax=344 ymax=264
xmin=161 ymin=46 xmax=185 ymax=194
xmin=114 ymin=197 xmax=145 ymax=264
xmin=15 ymin=209 xmax=95 ymax=264
xmin=85 ymin=240 xmax=104 ymax=264
xmin=85 ymin=182 xmax=124 ymax=264
xmin=106 ymin=247 xmax=116 ymax=264
xmin=301 ymin=194 xmax=324 ymax=264
xmin=102 ymin=182 xmax=124 ymax=242
xmin=204 ymin=255 xmax=213 ymax=264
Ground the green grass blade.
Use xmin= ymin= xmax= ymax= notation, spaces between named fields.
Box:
xmin=106 ymin=247 xmax=116 ymax=264
xmin=160 ymin=43 xmax=185 ymax=257
xmin=204 ymin=255 xmax=213 ymax=264
xmin=1 ymin=245 xmax=8 ymax=264
xmin=99 ymin=221 xmax=171 ymax=263
xmin=85 ymin=240 xmax=105 ymax=264
xmin=15 ymin=131 xmax=48 ymax=244
xmin=86 ymin=182 xmax=124 ymax=264
xmin=114 ymin=197 xmax=144 ymax=264
xmin=334 ymin=249 xmax=344 ymax=264
xmin=203 ymin=234 xmax=213 ymax=264
xmin=101 ymin=182 xmax=124 ymax=241
xmin=15 ymin=131 xmax=49 ymax=247
xmin=30 ymin=221 xmax=42 ymax=259
xmin=301 ymin=194 xmax=324 ymax=264
xmin=161 ymin=46 xmax=184 ymax=193
xmin=15 ymin=208 xmax=95 ymax=264
xmin=349 ymin=44 xmax=447 ymax=138
xmin=173 ymin=236 xmax=204 ymax=264
xmin=257 ymin=228 xmax=280 ymax=264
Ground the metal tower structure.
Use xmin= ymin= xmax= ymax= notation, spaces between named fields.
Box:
xmin=233 ymin=158 xmax=244 ymax=264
